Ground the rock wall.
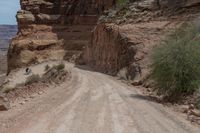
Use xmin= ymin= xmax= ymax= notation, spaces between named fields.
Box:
xmin=82 ymin=24 xmax=136 ymax=75
xmin=8 ymin=0 xmax=200 ymax=76
xmin=82 ymin=22 xmax=176 ymax=79
xmin=81 ymin=0 xmax=200 ymax=83
xmin=8 ymin=0 xmax=115 ymax=73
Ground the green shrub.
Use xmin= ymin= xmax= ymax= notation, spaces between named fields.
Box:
xmin=151 ymin=23 xmax=200 ymax=100
xmin=25 ymin=74 xmax=41 ymax=85
xmin=44 ymin=64 xmax=50 ymax=71
xmin=117 ymin=0 xmax=128 ymax=8
xmin=55 ymin=63 xmax=65 ymax=71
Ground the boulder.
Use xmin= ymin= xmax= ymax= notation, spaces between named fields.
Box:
xmin=17 ymin=10 xmax=35 ymax=23
xmin=37 ymin=14 xmax=60 ymax=23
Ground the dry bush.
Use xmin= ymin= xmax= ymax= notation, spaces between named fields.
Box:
xmin=44 ymin=64 xmax=50 ymax=71
xmin=42 ymin=67 xmax=68 ymax=84
xmin=25 ymin=74 xmax=41 ymax=85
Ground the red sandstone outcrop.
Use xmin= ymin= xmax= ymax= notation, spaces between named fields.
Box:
xmin=82 ymin=22 xmax=178 ymax=79
xmin=81 ymin=0 xmax=200 ymax=83
xmin=8 ymin=0 xmax=200 ymax=78
xmin=8 ymin=0 xmax=115 ymax=73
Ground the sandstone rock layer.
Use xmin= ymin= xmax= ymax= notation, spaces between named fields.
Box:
xmin=81 ymin=0 xmax=200 ymax=82
xmin=8 ymin=0 xmax=114 ymax=72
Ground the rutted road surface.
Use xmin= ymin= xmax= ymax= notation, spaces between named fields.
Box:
xmin=0 ymin=63 xmax=199 ymax=133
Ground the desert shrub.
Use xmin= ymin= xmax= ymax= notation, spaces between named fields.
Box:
xmin=151 ymin=23 xmax=200 ymax=100
xmin=55 ymin=63 xmax=65 ymax=71
xmin=44 ymin=64 xmax=50 ymax=71
xmin=25 ymin=74 xmax=41 ymax=85
xmin=42 ymin=67 xmax=68 ymax=84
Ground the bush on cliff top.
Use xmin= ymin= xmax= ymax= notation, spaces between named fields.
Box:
xmin=117 ymin=0 xmax=128 ymax=8
xmin=151 ymin=23 xmax=200 ymax=101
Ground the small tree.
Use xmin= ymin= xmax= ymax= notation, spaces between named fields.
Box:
xmin=151 ymin=23 xmax=200 ymax=101
xmin=44 ymin=64 xmax=50 ymax=71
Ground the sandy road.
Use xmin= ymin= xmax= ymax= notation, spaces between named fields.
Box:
xmin=0 ymin=63 xmax=199 ymax=133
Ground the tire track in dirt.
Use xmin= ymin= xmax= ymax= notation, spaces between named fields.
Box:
xmin=0 ymin=63 xmax=199 ymax=133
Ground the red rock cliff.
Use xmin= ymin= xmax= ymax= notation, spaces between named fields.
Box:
xmin=8 ymin=0 xmax=115 ymax=73
xmin=81 ymin=0 xmax=200 ymax=83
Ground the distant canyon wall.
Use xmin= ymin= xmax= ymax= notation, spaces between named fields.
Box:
xmin=0 ymin=25 xmax=17 ymax=55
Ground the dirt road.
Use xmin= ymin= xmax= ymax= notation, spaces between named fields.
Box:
xmin=0 ymin=63 xmax=199 ymax=133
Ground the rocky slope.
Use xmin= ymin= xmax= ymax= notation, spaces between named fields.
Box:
xmin=8 ymin=0 xmax=115 ymax=73
xmin=81 ymin=0 xmax=200 ymax=83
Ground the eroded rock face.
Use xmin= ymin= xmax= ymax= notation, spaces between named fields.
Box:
xmin=82 ymin=22 xmax=176 ymax=78
xmin=82 ymin=24 xmax=136 ymax=75
xmin=81 ymin=0 xmax=200 ymax=82
xmin=8 ymin=0 xmax=115 ymax=73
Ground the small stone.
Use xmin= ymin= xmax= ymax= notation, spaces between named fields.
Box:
xmin=0 ymin=102 xmax=10 ymax=111
xmin=189 ymin=104 xmax=195 ymax=110
xmin=30 ymin=94 xmax=36 ymax=98
xmin=38 ymin=91 xmax=43 ymax=95
xmin=2 ymin=123 xmax=6 ymax=127
xmin=132 ymin=80 xmax=142 ymax=86
xmin=12 ymin=105 xmax=17 ymax=108
xmin=179 ymin=105 xmax=188 ymax=113
xmin=24 ymin=98 xmax=29 ymax=102
xmin=191 ymin=109 xmax=200 ymax=117
xmin=20 ymin=101 xmax=26 ymax=105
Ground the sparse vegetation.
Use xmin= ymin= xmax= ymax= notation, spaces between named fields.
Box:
xmin=151 ymin=23 xmax=200 ymax=101
xmin=54 ymin=63 xmax=65 ymax=71
xmin=25 ymin=74 xmax=41 ymax=85
xmin=24 ymin=63 xmax=66 ymax=85
xmin=117 ymin=0 xmax=128 ymax=9
xmin=44 ymin=64 xmax=50 ymax=71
